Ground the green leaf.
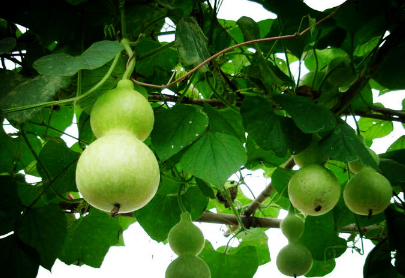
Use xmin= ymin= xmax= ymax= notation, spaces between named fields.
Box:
xmin=300 ymin=212 xmax=347 ymax=261
xmin=134 ymin=186 xmax=208 ymax=242
xmin=358 ymin=117 xmax=393 ymax=141
xmin=38 ymin=139 xmax=80 ymax=195
xmin=237 ymin=16 xmax=260 ymax=42
xmin=199 ymin=240 xmax=259 ymax=278
xmin=180 ymin=132 xmax=247 ymax=187
xmin=271 ymin=168 xmax=294 ymax=199
xmin=388 ymin=135 xmax=405 ymax=151
xmin=0 ymin=234 xmax=40 ymax=278
xmin=308 ymin=15 xmax=316 ymax=35
xmin=245 ymin=137 xmax=289 ymax=170
xmin=233 ymin=228 xmax=270 ymax=266
xmin=33 ymin=41 xmax=124 ymax=76
xmin=195 ymin=178 xmax=216 ymax=199
xmin=1 ymin=75 xmax=71 ymax=123
xmin=203 ymin=103 xmax=245 ymax=142
xmin=151 ymin=105 xmax=209 ymax=161
xmin=176 ymin=17 xmax=210 ymax=72
xmin=241 ymin=96 xmax=311 ymax=157
xmin=17 ymin=204 xmax=67 ymax=270
xmin=0 ymin=37 xmax=16 ymax=54
xmin=319 ymin=120 xmax=379 ymax=169
xmin=59 ymin=208 xmax=120 ymax=268
xmin=274 ymin=94 xmax=337 ymax=133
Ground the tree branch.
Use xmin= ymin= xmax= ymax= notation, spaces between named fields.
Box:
xmin=150 ymin=93 xmax=405 ymax=123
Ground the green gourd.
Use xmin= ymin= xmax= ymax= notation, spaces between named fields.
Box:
xmin=280 ymin=213 xmax=305 ymax=243
xmin=168 ymin=212 xmax=205 ymax=256
xmin=165 ymin=255 xmax=211 ymax=278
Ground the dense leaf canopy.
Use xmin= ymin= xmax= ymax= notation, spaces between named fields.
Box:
xmin=1 ymin=0 xmax=405 ymax=277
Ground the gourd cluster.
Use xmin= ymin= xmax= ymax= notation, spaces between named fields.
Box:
xmin=276 ymin=213 xmax=313 ymax=277
xmin=344 ymin=134 xmax=392 ymax=216
xmin=290 ymin=134 xmax=341 ymax=216
xmin=75 ymin=79 xmax=160 ymax=214
xmin=165 ymin=212 xmax=211 ymax=278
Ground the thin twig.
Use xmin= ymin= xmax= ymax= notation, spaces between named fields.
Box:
xmin=131 ymin=4 xmax=344 ymax=89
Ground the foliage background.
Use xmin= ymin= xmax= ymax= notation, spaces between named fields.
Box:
xmin=1 ymin=0 xmax=405 ymax=277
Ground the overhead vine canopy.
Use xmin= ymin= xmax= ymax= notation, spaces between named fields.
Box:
xmin=0 ymin=0 xmax=405 ymax=277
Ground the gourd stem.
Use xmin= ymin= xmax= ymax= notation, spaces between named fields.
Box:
xmin=177 ymin=183 xmax=187 ymax=213
xmin=122 ymin=39 xmax=136 ymax=80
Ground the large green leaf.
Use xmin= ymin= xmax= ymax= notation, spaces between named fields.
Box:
xmin=151 ymin=105 xmax=209 ymax=161
xmin=134 ymin=186 xmax=208 ymax=242
xmin=0 ymin=234 xmax=40 ymax=278
xmin=274 ymin=94 xmax=337 ymax=133
xmin=300 ymin=212 xmax=347 ymax=261
xmin=17 ymin=204 xmax=67 ymax=270
xmin=319 ymin=120 xmax=379 ymax=169
xmin=58 ymin=208 xmax=120 ymax=268
xmin=38 ymin=139 xmax=80 ymax=195
xmin=176 ymin=17 xmax=211 ymax=71
xmin=180 ymin=132 xmax=247 ymax=187
xmin=199 ymin=240 xmax=259 ymax=278
xmin=33 ymin=41 xmax=124 ymax=76
xmin=0 ymin=75 xmax=71 ymax=123
xmin=241 ymin=96 xmax=311 ymax=157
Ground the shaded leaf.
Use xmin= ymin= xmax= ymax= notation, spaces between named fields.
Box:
xmin=199 ymin=240 xmax=259 ymax=278
xmin=0 ymin=37 xmax=16 ymax=54
xmin=135 ymin=186 xmax=208 ymax=242
xmin=241 ymin=96 xmax=311 ymax=157
xmin=0 ymin=175 xmax=23 ymax=235
xmin=176 ymin=17 xmax=210 ymax=71
xmin=274 ymin=94 xmax=337 ymax=133
xmin=0 ymin=127 xmax=18 ymax=173
xmin=180 ymin=132 xmax=247 ymax=187
xmin=233 ymin=228 xmax=270 ymax=266
xmin=151 ymin=105 xmax=209 ymax=161
xmin=33 ymin=41 xmax=124 ymax=76
xmin=203 ymin=103 xmax=244 ymax=142
xmin=300 ymin=212 xmax=347 ymax=261
xmin=17 ymin=204 xmax=67 ymax=270
xmin=58 ymin=208 xmax=120 ymax=268
xmin=319 ymin=120 xmax=379 ymax=169
xmin=24 ymin=106 xmax=74 ymax=139
xmin=38 ymin=140 xmax=80 ymax=195
xmin=364 ymin=240 xmax=397 ymax=278
xmin=305 ymin=259 xmax=335 ymax=277
xmin=237 ymin=16 xmax=260 ymax=42
xmin=0 ymin=234 xmax=40 ymax=278
xmin=0 ymin=75 xmax=71 ymax=123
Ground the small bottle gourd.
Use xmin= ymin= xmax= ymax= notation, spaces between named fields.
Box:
xmin=276 ymin=212 xmax=313 ymax=277
xmin=165 ymin=211 xmax=211 ymax=278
